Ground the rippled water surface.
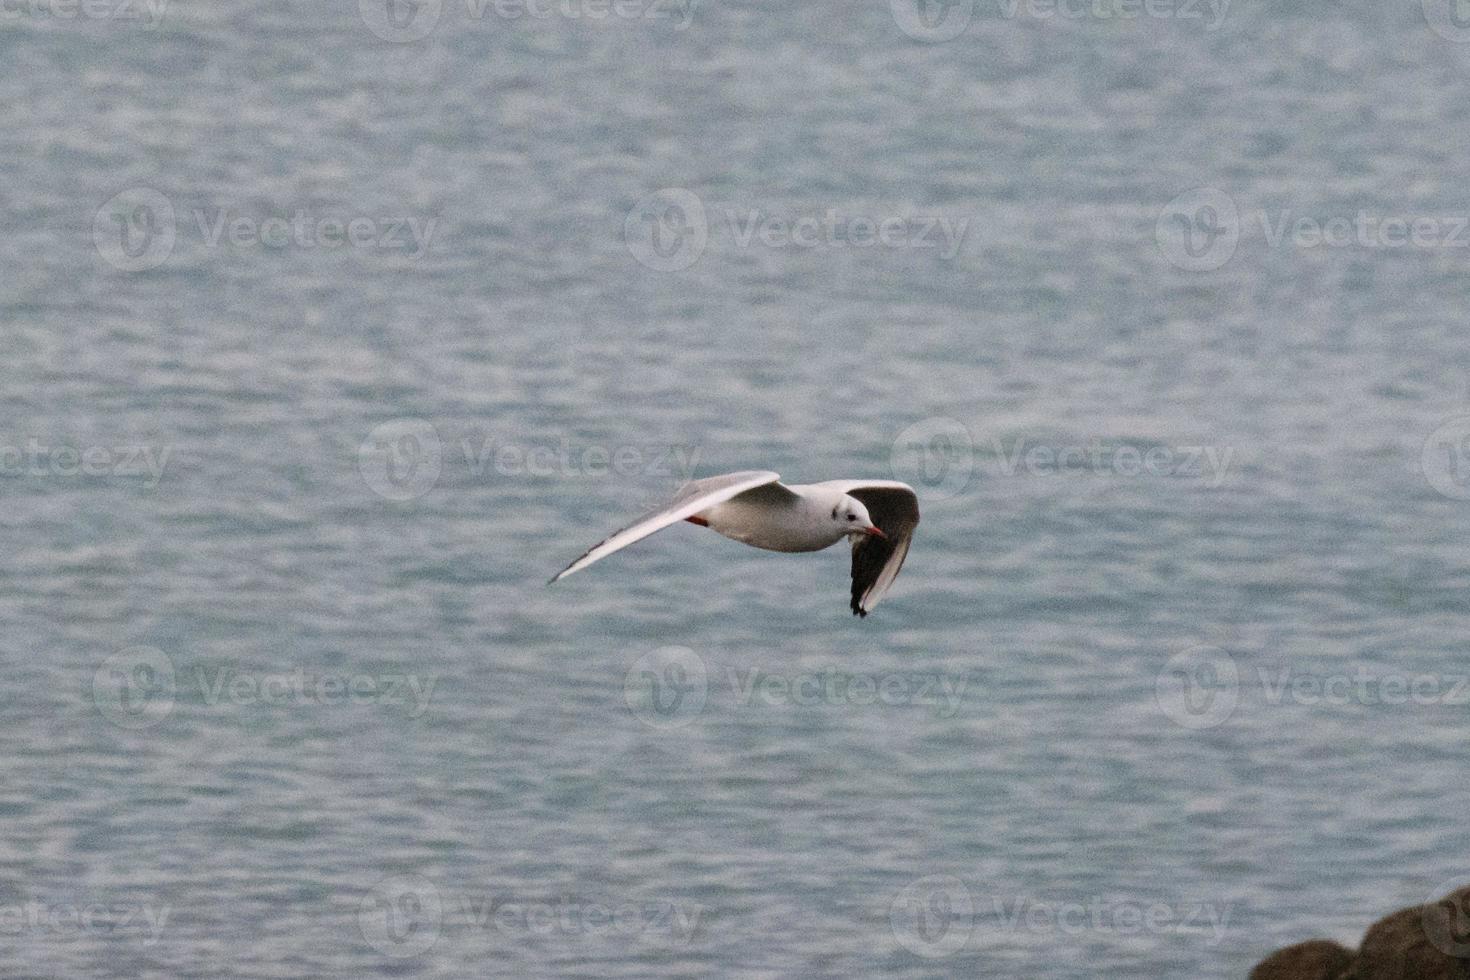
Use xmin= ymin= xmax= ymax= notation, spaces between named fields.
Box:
xmin=5 ymin=1 xmax=1470 ymax=976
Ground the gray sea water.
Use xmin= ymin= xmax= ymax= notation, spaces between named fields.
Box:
xmin=5 ymin=0 xmax=1470 ymax=976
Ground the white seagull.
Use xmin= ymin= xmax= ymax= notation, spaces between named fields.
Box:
xmin=550 ymin=471 xmax=920 ymax=617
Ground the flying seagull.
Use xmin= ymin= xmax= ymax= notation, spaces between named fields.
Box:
xmin=549 ymin=471 xmax=919 ymax=616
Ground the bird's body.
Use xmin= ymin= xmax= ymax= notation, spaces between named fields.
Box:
xmin=694 ymin=483 xmax=854 ymax=552
xmin=550 ymin=471 xmax=920 ymax=616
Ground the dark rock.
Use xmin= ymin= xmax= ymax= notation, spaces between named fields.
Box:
xmin=1248 ymin=939 xmax=1354 ymax=980
xmin=1345 ymin=886 xmax=1470 ymax=980
xmin=1251 ymin=887 xmax=1470 ymax=980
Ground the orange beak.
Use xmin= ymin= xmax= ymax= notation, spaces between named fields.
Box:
xmin=864 ymin=526 xmax=887 ymax=540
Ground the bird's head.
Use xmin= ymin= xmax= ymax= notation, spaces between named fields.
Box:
xmin=832 ymin=496 xmax=886 ymax=542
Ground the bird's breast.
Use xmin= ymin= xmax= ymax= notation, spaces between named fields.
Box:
xmin=699 ymin=499 xmax=839 ymax=553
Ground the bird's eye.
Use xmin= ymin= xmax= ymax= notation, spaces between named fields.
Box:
xmin=847 ymin=515 xmax=856 ymax=521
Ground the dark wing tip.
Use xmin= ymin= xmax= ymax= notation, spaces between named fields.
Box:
xmin=850 ymin=542 xmax=880 ymax=617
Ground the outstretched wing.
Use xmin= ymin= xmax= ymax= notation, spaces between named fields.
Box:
xmin=816 ymin=480 xmax=920 ymax=617
xmin=549 ymin=470 xmax=789 ymax=583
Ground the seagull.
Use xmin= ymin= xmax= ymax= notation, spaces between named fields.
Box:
xmin=549 ymin=471 xmax=920 ymax=616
